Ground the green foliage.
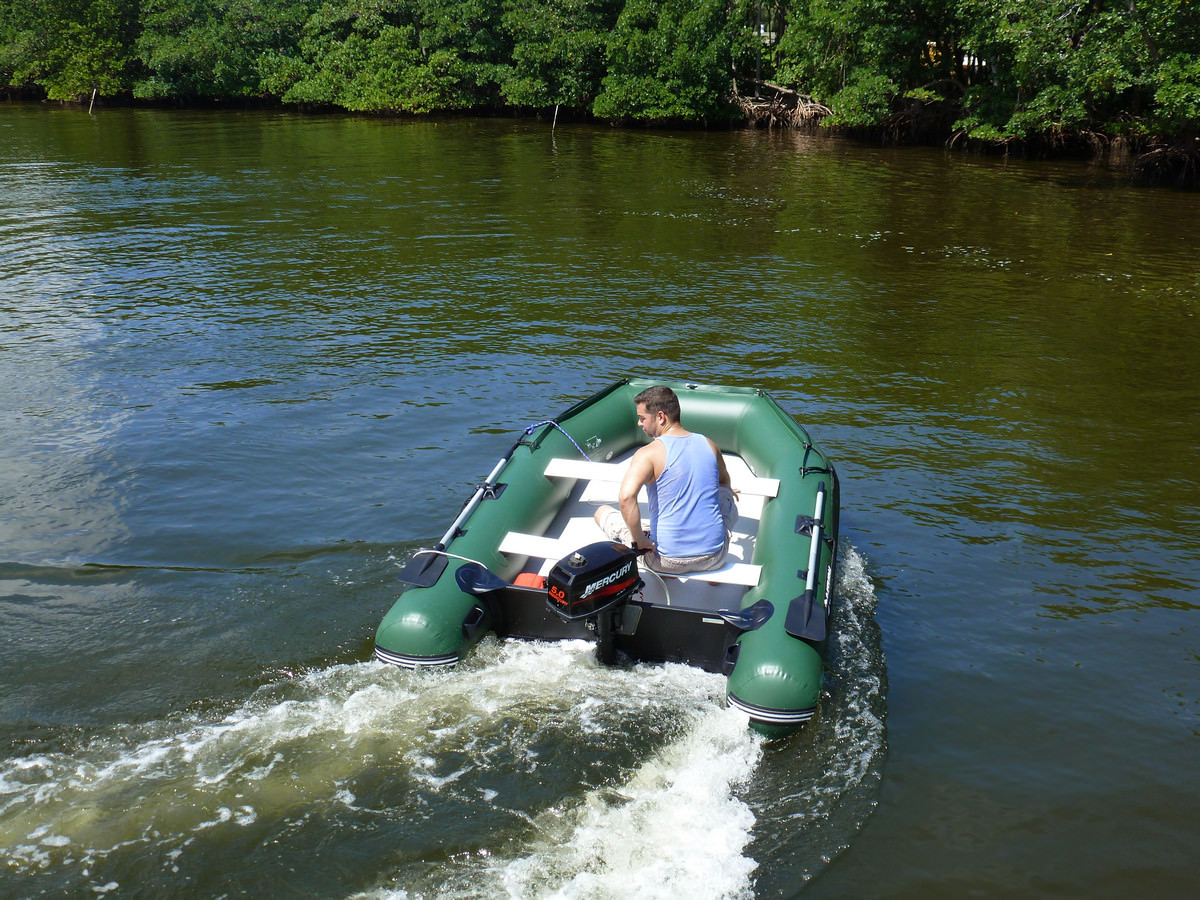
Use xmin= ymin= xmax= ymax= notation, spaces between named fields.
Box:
xmin=273 ymin=1 xmax=415 ymax=109
xmin=593 ymin=0 xmax=738 ymax=120
xmin=1 ymin=0 xmax=1197 ymax=145
xmin=764 ymin=0 xmax=1200 ymax=142
xmin=824 ymin=71 xmax=898 ymax=127
xmin=278 ymin=0 xmax=507 ymax=112
xmin=500 ymin=0 xmax=620 ymax=111
xmin=415 ymin=0 xmax=510 ymax=103
xmin=136 ymin=0 xmax=316 ymax=99
xmin=1153 ymin=55 xmax=1200 ymax=131
xmin=775 ymin=0 xmax=959 ymax=107
xmin=949 ymin=0 xmax=1200 ymax=141
xmin=1142 ymin=0 xmax=1200 ymax=136
xmin=2 ymin=0 xmax=138 ymax=98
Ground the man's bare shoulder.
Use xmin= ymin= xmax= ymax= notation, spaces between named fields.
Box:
xmin=629 ymin=440 xmax=664 ymax=479
xmin=634 ymin=439 xmax=664 ymax=458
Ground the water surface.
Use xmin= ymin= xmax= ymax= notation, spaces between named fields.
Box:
xmin=1 ymin=104 xmax=1197 ymax=898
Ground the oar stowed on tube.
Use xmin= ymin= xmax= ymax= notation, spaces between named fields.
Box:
xmin=395 ymin=418 xmax=592 ymax=590
xmin=784 ymin=481 xmax=828 ymax=642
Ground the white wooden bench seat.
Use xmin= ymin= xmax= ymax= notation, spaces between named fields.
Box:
xmin=501 ymin=453 xmax=767 ymax=589
xmin=499 ymin=528 xmax=761 ymax=587
xmin=543 ymin=456 xmax=779 ymax=498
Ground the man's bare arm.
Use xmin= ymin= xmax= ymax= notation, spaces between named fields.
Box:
xmin=708 ymin=437 xmax=736 ymax=492
xmin=618 ymin=447 xmax=657 ymax=549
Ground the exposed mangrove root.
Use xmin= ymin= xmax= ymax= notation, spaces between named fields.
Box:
xmin=734 ymin=81 xmax=831 ymax=129
xmin=1133 ymin=142 xmax=1200 ymax=189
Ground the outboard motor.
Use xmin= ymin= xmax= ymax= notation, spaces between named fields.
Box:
xmin=546 ymin=541 xmax=642 ymax=664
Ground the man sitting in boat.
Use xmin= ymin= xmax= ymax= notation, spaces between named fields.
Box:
xmin=593 ymin=385 xmax=738 ymax=575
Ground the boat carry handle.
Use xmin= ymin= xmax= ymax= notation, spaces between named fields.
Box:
xmin=438 ymin=454 xmax=510 ymax=547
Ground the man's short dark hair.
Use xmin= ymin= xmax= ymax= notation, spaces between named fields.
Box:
xmin=635 ymin=385 xmax=681 ymax=421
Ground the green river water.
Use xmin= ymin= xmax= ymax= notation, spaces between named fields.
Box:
xmin=1 ymin=104 xmax=1198 ymax=899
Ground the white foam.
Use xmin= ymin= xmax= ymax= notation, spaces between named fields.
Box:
xmin=0 ymin=551 xmax=886 ymax=897
xmin=490 ymin=705 xmax=762 ymax=900
xmin=0 ymin=645 xmax=733 ymax=870
xmin=345 ymin=643 xmax=765 ymax=900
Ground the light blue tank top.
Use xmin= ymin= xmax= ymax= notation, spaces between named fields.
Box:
xmin=647 ymin=434 xmax=725 ymax=557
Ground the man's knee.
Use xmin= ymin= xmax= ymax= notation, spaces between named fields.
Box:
xmin=595 ymin=505 xmax=632 ymax=543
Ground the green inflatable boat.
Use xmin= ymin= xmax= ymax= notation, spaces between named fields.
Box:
xmin=374 ymin=379 xmax=840 ymax=736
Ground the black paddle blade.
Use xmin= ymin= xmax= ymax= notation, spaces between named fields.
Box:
xmin=455 ymin=562 xmax=510 ymax=595
xmin=718 ymin=599 xmax=774 ymax=634
xmin=784 ymin=590 xmax=826 ymax=642
xmin=397 ymin=551 xmax=448 ymax=587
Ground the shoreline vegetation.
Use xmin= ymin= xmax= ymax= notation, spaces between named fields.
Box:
xmin=3 ymin=0 xmax=1198 ymax=187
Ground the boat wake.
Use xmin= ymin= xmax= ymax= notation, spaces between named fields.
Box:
xmin=741 ymin=542 xmax=888 ymax=895
xmin=0 ymin=545 xmax=883 ymax=899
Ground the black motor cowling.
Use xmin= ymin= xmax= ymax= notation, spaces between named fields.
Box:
xmin=546 ymin=541 xmax=642 ymax=621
